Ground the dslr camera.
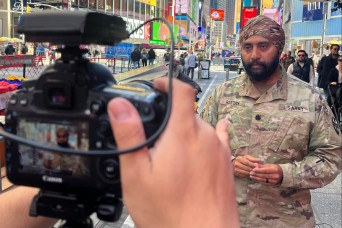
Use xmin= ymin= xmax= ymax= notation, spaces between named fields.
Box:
xmin=3 ymin=11 xmax=168 ymax=226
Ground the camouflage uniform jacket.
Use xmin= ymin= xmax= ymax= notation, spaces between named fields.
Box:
xmin=200 ymin=68 xmax=341 ymax=228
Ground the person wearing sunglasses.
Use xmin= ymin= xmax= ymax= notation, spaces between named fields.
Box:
xmin=287 ymin=50 xmax=315 ymax=87
xmin=317 ymin=44 xmax=340 ymax=98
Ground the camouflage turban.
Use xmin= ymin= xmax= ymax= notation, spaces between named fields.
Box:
xmin=239 ymin=15 xmax=285 ymax=54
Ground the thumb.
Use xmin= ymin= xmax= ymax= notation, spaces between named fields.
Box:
xmin=107 ymin=98 xmax=150 ymax=177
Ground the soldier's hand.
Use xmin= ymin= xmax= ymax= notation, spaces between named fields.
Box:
xmin=233 ymin=155 xmax=261 ymax=177
xmin=249 ymin=164 xmax=283 ymax=186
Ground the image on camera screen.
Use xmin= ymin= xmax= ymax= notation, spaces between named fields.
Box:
xmin=17 ymin=118 xmax=90 ymax=177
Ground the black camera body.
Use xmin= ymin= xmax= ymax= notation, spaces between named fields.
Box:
xmin=3 ymin=11 xmax=168 ymax=224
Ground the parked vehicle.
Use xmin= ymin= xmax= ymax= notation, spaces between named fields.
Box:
xmin=224 ymin=57 xmax=241 ymax=71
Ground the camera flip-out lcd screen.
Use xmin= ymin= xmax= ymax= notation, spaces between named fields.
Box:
xmin=17 ymin=118 xmax=90 ymax=177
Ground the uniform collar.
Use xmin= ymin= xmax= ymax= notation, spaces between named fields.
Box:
xmin=239 ymin=66 xmax=288 ymax=103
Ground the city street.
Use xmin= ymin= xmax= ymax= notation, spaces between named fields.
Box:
xmin=90 ymin=66 xmax=341 ymax=228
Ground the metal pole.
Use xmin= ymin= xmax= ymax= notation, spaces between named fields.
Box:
xmin=209 ymin=18 xmax=213 ymax=59
xmin=321 ymin=12 xmax=327 ymax=55
xmin=225 ymin=69 xmax=229 ymax=81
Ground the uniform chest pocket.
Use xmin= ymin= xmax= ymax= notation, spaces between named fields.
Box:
xmin=218 ymin=104 xmax=251 ymax=152
xmin=268 ymin=115 xmax=310 ymax=160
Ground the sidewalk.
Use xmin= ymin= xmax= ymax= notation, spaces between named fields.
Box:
xmin=311 ymin=173 xmax=341 ymax=228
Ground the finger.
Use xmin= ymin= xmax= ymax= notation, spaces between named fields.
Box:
xmin=215 ymin=119 xmax=230 ymax=149
xmin=235 ymin=161 xmax=255 ymax=173
xmin=154 ymin=78 xmax=198 ymax=133
xmin=252 ymin=164 xmax=277 ymax=174
xmin=107 ymin=98 xmax=150 ymax=177
xmin=249 ymin=175 xmax=273 ymax=185
xmin=154 ymin=77 xmax=196 ymax=115
xmin=235 ymin=169 xmax=250 ymax=177
xmin=237 ymin=157 xmax=258 ymax=169
xmin=244 ymin=155 xmax=261 ymax=163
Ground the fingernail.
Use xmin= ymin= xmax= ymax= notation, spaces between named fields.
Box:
xmin=109 ymin=100 xmax=132 ymax=122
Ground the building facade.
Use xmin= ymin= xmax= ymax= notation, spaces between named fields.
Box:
xmin=1 ymin=0 xmax=167 ymax=42
xmin=290 ymin=1 xmax=342 ymax=56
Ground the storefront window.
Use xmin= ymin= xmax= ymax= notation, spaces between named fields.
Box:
xmin=122 ymin=0 xmax=127 ymax=12
xmin=79 ymin=0 xmax=88 ymax=8
xmin=146 ymin=4 xmax=150 ymax=19
xmin=114 ymin=0 xmax=120 ymax=12
xmin=128 ymin=0 xmax=134 ymax=16
xmin=106 ymin=0 xmax=113 ymax=11
xmin=150 ymin=6 xmax=155 ymax=18
xmin=89 ymin=0 xmax=96 ymax=9
xmin=135 ymin=1 xmax=141 ymax=20
xmin=141 ymin=3 xmax=145 ymax=15
xmin=0 ymin=1 xmax=6 ymax=10
xmin=98 ymin=0 xmax=105 ymax=9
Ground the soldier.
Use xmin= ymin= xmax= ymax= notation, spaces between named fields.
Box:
xmin=200 ymin=15 xmax=341 ymax=227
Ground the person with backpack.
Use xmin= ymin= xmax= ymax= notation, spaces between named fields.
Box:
xmin=148 ymin=48 xmax=156 ymax=65
xmin=141 ymin=48 xmax=148 ymax=67
xmin=164 ymin=49 xmax=171 ymax=62
xmin=130 ymin=48 xmax=141 ymax=69
xmin=21 ymin=44 xmax=28 ymax=54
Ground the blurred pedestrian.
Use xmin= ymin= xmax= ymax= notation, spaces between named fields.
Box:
xmin=141 ymin=48 xmax=148 ymax=67
xmin=5 ymin=43 xmax=15 ymax=55
xmin=183 ymin=52 xmax=189 ymax=74
xmin=327 ymin=55 xmax=342 ymax=86
xmin=130 ymin=48 xmax=141 ymax=69
xmin=187 ymin=51 xmax=197 ymax=79
xmin=35 ymin=43 xmax=45 ymax=56
xmin=306 ymin=52 xmax=315 ymax=68
xmin=317 ymin=44 xmax=340 ymax=97
xmin=148 ymin=48 xmax=156 ymax=65
xmin=281 ymin=50 xmax=295 ymax=71
xmin=21 ymin=43 xmax=28 ymax=54
xmin=164 ymin=48 xmax=171 ymax=62
xmin=179 ymin=53 xmax=185 ymax=73
xmin=326 ymin=55 xmax=342 ymax=112
xmin=287 ymin=50 xmax=315 ymax=87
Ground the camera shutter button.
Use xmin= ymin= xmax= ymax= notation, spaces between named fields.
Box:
xmin=90 ymin=100 xmax=105 ymax=114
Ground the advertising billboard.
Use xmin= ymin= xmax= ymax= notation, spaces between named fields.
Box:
xmin=264 ymin=8 xmax=279 ymax=23
xmin=177 ymin=20 xmax=188 ymax=39
xmin=241 ymin=7 xmax=258 ymax=27
xmin=122 ymin=17 xmax=144 ymax=39
xmin=151 ymin=22 xmax=179 ymax=44
xmin=174 ymin=0 xmax=190 ymax=14
xmin=302 ymin=1 xmax=323 ymax=21
xmin=210 ymin=10 xmax=225 ymax=21
xmin=144 ymin=23 xmax=151 ymax=40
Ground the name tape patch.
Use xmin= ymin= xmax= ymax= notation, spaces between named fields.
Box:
xmin=283 ymin=105 xmax=309 ymax=112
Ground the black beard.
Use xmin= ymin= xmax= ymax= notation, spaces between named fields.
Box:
xmin=242 ymin=54 xmax=280 ymax=82
xmin=58 ymin=142 xmax=70 ymax=148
